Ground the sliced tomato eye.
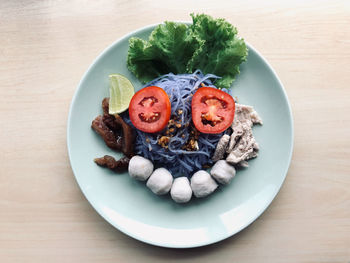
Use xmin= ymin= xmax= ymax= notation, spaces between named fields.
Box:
xmin=139 ymin=112 xmax=161 ymax=123
xmin=129 ymin=86 xmax=171 ymax=133
xmin=192 ymin=87 xmax=235 ymax=134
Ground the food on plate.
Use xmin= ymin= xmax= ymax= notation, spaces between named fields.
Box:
xmin=128 ymin=155 xmax=154 ymax=181
xmin=113 ymin=112 xmax=134 ymax=157
xmin=227 ymin=129 xmax=258 ymax=166
xmin=127 ymin=14 xmax=247 ymax=89
xmin=92 ymin=115 xmax=124 ymax=151
xmin=170 ymin=177 xmax=192 ymax=203
xmin=190 ymin=170 xmax=218 ymax=198
xmin=212 ymin=134 xmax=230 ymax=162
xmin=92 ymin=14 xmax=263 ymax=203
xmin=91 ymin=98 xmax=135 ymax=169
xmin=130 ymin=71 xmax=225 ymax=177
xmin=223 ymin=104 xmax=262 ymax=166
xmin=129 ymin=86 xmax=171 ymax=133
xmin=226 ymin=104 xmax=262 ymax=154
xmin=210 ymin=160 xmax=236 ymax=185
xmin=94 ymin=155 xmax=130 ymax=172
xmin=146 ymin=168 xmax=173 ymax=195
xmin=108 ymin=74 xmax=135 ymax=114
xmin=191 ymin=87 xmax=235 ymax=134
xmin=99 ymin=98 xmax=134 ymax=157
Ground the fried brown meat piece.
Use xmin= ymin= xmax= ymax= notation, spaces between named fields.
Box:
xmin=94 ymin=155 xmax=130 ymax=173
xmin=102 ymin=98 xmax=134 ymax=157
xmin=102 ymin=97 xmax=109 ymax=115
xmin=91 ymin=98 xmax=134 ymax=157
xmin=103 ymin=114 xmax=121 ymax=134
xmin=91 ymin=115 xmax=123 ymax=151
xmin=113 ymin=113 xmax=134 ymax=158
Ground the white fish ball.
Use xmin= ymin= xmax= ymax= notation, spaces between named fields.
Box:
xmin=128 ymin=155 xmax=154 ymax=181
xmin=210 ymin=160 xmax=236 ymax=184
xmin=170 ymin=177 xmax=192 ymax=203
xmin=190 ymin=170 xmax=218 ymax=198
xmin=146 ymin=168 xmax=173 ymax=195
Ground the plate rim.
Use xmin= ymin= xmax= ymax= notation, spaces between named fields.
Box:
xmin=67 ymin=22 xmax=294 ymax=248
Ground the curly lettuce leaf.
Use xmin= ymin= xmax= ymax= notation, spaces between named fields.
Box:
xmin=127 ymin=38 xmax=166 ymax=82
xmin=127 ymin=22 xmax=199 ymax=83
xmin=187 ymin=14 xmax=248 ymax=89
xmin=127 ymin=14 xmax=248 ymax=89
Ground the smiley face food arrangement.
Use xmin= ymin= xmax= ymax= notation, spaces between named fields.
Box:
xmin=91 ymin=14 xmax=263 ymax=203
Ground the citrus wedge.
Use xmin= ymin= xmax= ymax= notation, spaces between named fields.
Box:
xmin=108 ymin=74 xmax=135 ymax=114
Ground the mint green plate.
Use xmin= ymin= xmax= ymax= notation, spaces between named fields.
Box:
xmin=67 ymin=24 xmax=293 ymax=248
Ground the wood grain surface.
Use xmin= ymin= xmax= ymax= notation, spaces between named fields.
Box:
xmin=0 ymin=0 xmax=349 ymax=262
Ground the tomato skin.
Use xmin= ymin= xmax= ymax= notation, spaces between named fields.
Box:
xmin=129 ymin=86 xmax=171 ymax=133
xmin=191 ymin=87 xmax=235 ymax=134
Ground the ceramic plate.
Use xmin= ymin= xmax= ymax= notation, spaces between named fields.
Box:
xmin=67 ymin=23 xmax=293 ymax=248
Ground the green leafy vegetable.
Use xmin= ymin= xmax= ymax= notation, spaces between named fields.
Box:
xmin=127 ymin=14 xmax=248 ymax=89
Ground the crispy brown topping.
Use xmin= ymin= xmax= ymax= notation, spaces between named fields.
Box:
xmin=183 ymin=138 xmax=199 ymax=151
xmin=168 ymin=119 xmax=175 ymax=126
xmin=158 ymin=136 xmax=170 ymax=147
xmin=156 ymin=115 xmax=200 ymax=152
xmin=190 ymin=128 xmax=200 ymax=139
xmin=182 ymin=126 xmax=200 ymax=151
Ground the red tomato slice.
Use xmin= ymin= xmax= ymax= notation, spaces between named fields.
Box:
xmin=129 ymin=86 xmax=171 ymax=133
xmin=191 ymin=87 xmax=235 ymax=134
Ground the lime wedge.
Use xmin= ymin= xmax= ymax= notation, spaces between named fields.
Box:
xmin=108 ymin=74 xmax=135 ymax=114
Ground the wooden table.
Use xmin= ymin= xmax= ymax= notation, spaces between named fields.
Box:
xmin=1 ymin=0 xmax=349 ymax=262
